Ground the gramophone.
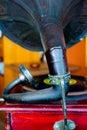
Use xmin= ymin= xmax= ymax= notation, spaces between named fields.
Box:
xmin=0 ymin=0 xmax=87 ymax=130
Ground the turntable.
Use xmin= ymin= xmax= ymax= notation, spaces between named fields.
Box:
xmin=0 ymin=0 xmax=87 ymax=130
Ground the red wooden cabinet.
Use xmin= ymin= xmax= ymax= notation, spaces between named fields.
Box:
xmin=0 ymin=100 xmax=87 ymax=130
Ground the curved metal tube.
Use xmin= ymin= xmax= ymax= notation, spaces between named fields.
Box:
xmin=2 ymin=76 xmax=87 ymax=103
xmin=3 ymin=78 xmax=22 ymax=95
xmin=3 ymin=79 xmax=69 ymax=103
